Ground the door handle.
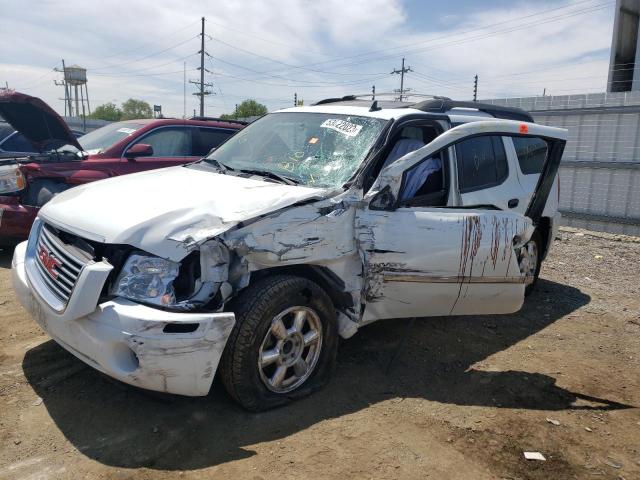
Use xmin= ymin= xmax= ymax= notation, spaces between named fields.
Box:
xmin=508 ymin=198 xmax=519 ymax=208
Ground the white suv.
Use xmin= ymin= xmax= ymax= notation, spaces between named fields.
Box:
xmin=11 ymin=96 xmax=567 ymax=410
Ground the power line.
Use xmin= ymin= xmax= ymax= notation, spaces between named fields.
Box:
xmin=212 ymin=70 xmax=391 ymax=88
xmin=90 ymin=20 xmax=201 ymax=62
xmin=200 ymin=0 xmax=611 ymax=90
xmin=236 ymin=0 xmax=610 ymax=76
xmin=86 ymin=35 xmax=198 ymax=71
xmin=209 ymin=37 xmax=388 ymax=77
xmin=208 ymin=53 xmax=390 ymax=86
xmin=316 ymin=2 xmax=613 ymax=71
xmin=91 ymin=53 xmax=197 ymax=76
xmin=206 ymin=19 xmax=334 ymax=57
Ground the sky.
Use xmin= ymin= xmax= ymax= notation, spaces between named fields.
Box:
xmin=0 ymin=0 xmax=616 ymax=118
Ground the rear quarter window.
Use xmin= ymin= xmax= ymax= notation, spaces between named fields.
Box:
xmin=455 ymin=135 xmax=508 ymax=193
xmin=512 ymin=137 xmax=548 ymax=175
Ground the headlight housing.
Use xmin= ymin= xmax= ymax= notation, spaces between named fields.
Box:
xmin=0 ymin=165 xmax=25 ymax=194
xmin=111 ymin=253 xmax=180 ymax=307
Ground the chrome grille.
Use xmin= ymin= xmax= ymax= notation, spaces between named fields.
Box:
xmin=34 ymin=223 xmax=87 ymax=304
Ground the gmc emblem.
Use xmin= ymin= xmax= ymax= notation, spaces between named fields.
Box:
xmin=38 ymin=244 xmax=61 ymax=280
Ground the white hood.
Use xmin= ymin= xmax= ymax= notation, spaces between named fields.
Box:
xmin=39 ymin=166 xmax=325 ymax=260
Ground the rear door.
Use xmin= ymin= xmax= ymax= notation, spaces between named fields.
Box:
xmin=454 ymin=135 xmax=529 ymax=214
xmin=504 ymin=135 xmax=560 ymax=215
xmin=191 ymin=127 xmax=236 ymax=157
xmin=356 ymin=120 xmax=566 ymax=322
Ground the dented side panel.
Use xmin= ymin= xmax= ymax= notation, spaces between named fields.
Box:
xmin=223 ymin=190 xmax=364 ymax=321
xmin=356 ymin=207 xmax=532 ymax=323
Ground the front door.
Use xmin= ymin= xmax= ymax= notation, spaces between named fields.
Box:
xmin=357 ymin=204 xmax=532 ymax=322
xmin=355 ymin=120 xmax=566 ymax=323
xmin=120 ymin=126 xmax=193 ymax=173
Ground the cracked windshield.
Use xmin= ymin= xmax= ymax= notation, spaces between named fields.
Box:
xmin=201 ymin=112 xmax=387 ymax=188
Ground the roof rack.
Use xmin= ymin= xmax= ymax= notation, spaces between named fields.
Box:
xmin=410 ymin=99 xmax=533 ymax=122
xmin=189 ymin=116 xmax=249 ymax=125
xmin=313 ymin=94 xmax=452 ymax=106
xmin=313 ymin=95 xmax=358 ymax=106
xmin=310 ymin=95 xmax=533 ymax=122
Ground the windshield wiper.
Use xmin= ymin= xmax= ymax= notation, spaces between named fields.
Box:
xmin=202 ymin=157 xmax=234 ymax=172
xmin=237 ymin=168 xmax=300 ymax=185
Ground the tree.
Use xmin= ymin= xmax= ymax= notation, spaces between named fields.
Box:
xmin=221 ymin=99 xmax=267 ymax=120
xmin=121 ymin=98 xmax=153 ymax=120
xmin=89 ymin=102 xmax=122 ymax=121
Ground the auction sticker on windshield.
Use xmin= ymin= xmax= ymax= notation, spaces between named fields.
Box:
xmin=320 ymin=118 xmax=363 ymax=137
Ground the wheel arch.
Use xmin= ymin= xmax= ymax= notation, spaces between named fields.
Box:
xmin=245 ymin=264 xmax=354 ymax=313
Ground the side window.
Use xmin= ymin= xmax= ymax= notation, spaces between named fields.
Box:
xmin=133 ymin=127 xmax=191 ymax=157
xmin=512 ymin=137 xmax=548 ymax=175
xmin=191 ymin=128 xmax=234 ymax=156
xmin=399 ymin=153 xmax=447 ymax=207
xmin=1 ymin=133 xmax=37 ymax=153
xmin=455 ymin=136 xmax=508 ymax=193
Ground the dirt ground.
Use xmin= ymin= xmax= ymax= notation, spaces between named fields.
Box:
xmin=0 ymin=228 xmax=639 ymax=480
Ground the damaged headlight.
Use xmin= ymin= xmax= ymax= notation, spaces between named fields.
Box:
xmin=111 ymin=253 xmax=180 ymax=307
xmin=0 ymin=165 xmax=25 ymax=194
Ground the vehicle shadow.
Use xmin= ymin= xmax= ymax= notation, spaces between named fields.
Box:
xmin=22 ymin=279 xmax=630 ymax=470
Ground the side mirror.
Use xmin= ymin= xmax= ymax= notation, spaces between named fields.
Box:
xmin=124 ymin=143 xmax=153 ymax=159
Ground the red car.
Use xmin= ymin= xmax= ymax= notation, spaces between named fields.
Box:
xmin=0 ymin=92 xmax=245 ymax=245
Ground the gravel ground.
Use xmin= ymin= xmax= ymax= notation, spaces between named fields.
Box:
xmin=0 ymin=228 xmax=639 ymax=480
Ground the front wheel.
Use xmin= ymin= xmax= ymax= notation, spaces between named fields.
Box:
xmin=220 ymin=275 xmax=338 ymax=411
xmin=519 ymin=230 xmax=542 ymax=296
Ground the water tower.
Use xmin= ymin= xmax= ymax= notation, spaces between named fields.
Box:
xmin=55 ymin=61 xmax=91 ymax=117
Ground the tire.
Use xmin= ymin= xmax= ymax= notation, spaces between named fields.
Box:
xmin=220 ymin=274 xmax=338 ymax=411
xmin=25 ymin=180 xmax=68 ymax=207
xmin=522 ymin=230 xmax=542 ymax=297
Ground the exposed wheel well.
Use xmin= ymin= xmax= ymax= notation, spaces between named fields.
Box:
xmin=247 ymin=264 xmax=354 ymax=313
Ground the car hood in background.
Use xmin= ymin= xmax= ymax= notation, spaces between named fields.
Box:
xmin=39 ymin=166 xmax=326 ymax=260
xmin=0 ymin=91 xmax=82 ymax=152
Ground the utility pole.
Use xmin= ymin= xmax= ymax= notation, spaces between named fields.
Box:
xmin=199 ymin=17 xmax=205 ymax=116
xmin=183 ymin=61 xmax=186 ymax=119
xmin=189 ymin=17 xmax=213 ymax=117
xmin=391 ymin=58 xmax=412 ymax=102
xmin=473 ymin=74 xmax=478 ymax=101
xmin=372 ymin=85 xmax=376 ymax=100
xmin=54 ymin=59 xmax=73 ymax=116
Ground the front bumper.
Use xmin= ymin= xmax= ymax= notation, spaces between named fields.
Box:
xmin=12 ymin=240 xmax=236 ymax=396
xmin=0 ymin=196 xmax=38 ymax=245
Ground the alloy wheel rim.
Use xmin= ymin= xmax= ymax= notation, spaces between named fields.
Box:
xmin=258 ymin=306 xmax=323 ymax=393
